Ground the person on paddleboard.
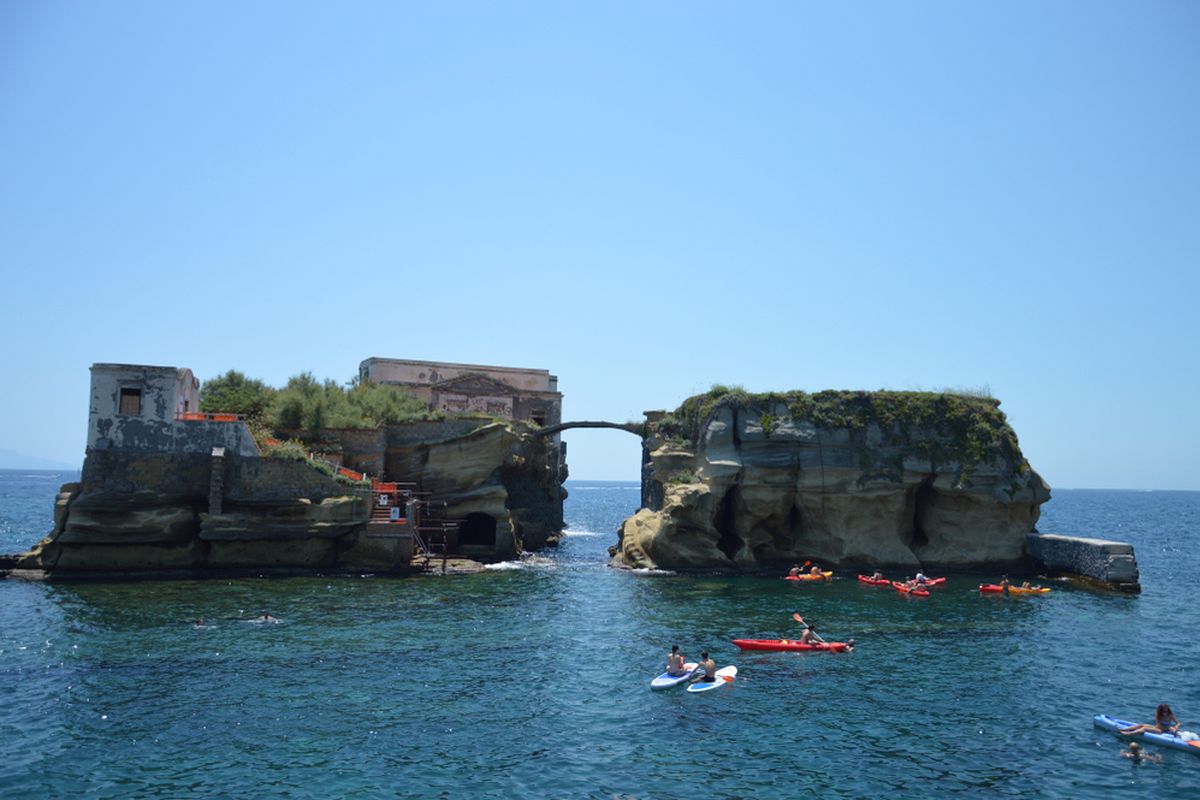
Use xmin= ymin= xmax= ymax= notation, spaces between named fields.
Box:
xmin=692 ymin=652 xmax=717 ymax=683
xmin=1121 ymin=704 xmax=1180 ymax=736
xmin=666 ymin=645 xmax=688 ymax=677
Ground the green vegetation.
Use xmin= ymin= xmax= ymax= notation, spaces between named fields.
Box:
xmin=666 ymin=469 xmax=699 ymax=485
xmin=261 ymin=439 xmax=309 ymax=461
xmin=270 ymin=372 xmax=438 ymax=437
xmin=664 ymin=385 xmax=1025 ymax=474
xmin=199 ymin=370 xmax=275 ymax=421
xmin=200 ymin=369 xmax=447 ymax=445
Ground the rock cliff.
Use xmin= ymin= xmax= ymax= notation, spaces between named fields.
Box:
xmin=612 ymin=389 xmax=1050 ymax=571
xmin=14 ymin=421 xmax=564 ymax=578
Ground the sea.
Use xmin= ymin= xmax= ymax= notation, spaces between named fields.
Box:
xmin=0 ymin=469 xmax=1197 ymax=798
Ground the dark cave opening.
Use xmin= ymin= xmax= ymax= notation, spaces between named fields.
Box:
xmin=714 ymin=487 xmax=743 ymax=562
xmin=910 ymin=476 xmax=935 ymax=550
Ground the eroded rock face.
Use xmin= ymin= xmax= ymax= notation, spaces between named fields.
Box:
xmin=613 ymin=393 xmax=1050 ymax=571
xmin=16 ymin=421 xmax=565 ymax=576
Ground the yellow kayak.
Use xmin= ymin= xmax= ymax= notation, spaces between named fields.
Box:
xmin=787 ymin=571 xmax=833 ymax=582
xmin=979 ymin=584 xmax=1051 ymax=595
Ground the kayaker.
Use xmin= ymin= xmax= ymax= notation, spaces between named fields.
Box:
xmin=1120 ymin=742 xmax=1161 ymax=763
xmin=870 ymin=570 xmax=885 ymax=581
xmin=788 ymin=564 xmax=802 ymax=577
xmin=1121 ymin=704 xmax=1181 ymax=736
xmin=809 ymin=565 xmax=823 ymax=576
xmin=692 ymin=652 xmax=717 ymax=683
xmin=999 ymin=575 xmax=1011 ymax=595
xmin=666 ymin=645 xmax=688 ymax=677
xmin=914 ymin=570 xmax=928 ymax=584
xmin=799 ymin=623 xmax=825 ymax=645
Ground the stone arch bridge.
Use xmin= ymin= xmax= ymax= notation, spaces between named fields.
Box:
xmin=532 ymin=420 xmax=646 ymax=438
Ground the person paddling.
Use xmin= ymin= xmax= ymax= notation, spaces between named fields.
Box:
xmin=870 ymin=570 xmax=885 ymax=581
xmin=787 ymin=564 xmax=802 ymax=577
xmin=793 ymin=612 xmax=826 ymax=644
xmin=914 ymin=570 xmax=929 ymax=584
xmin=666 ymin=644 xmax=689 ymax=677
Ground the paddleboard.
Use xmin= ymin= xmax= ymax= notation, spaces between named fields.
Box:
xmin=1094 ymin=714 xmax=1200 ymax=755
xmin=686 ymin=665 xmax=737 ymax=693
xmin=650 ymin=662 xmax=699 ymax=690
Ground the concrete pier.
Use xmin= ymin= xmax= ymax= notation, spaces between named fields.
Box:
xmin=1027 ymin=533 xmax=1140 ymax=592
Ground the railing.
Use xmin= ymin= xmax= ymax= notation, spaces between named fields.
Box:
xmin=176 ymin=411 xmax=244 ymax=422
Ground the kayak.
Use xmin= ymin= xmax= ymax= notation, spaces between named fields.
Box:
xmin=686 ymin=665 xmax=737 ymax=693
xmin=1093 ymin=714 xmax=1200 ymax=754
xmin=786 ymin=571 xmax=833 ymax=582
xmin=732 ymin=638 xmax=850 ymax=653
xmin=979 ymin=584 xmax=1051 ymax=595
xmin=857 ymin=575 xmax=890 ymax=586
xmin=916 ymin=577 xmax=947 ymax=587
xmin=650 ymin=662 xmax=698 ymax=690
xmin=893 ymin=581 xmax=930 ymax=597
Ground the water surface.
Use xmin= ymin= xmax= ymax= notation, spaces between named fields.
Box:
xmin=1 ymin=473 xmax=1196 ymax=798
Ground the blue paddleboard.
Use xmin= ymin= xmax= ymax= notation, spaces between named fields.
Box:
xmin=1094 ymin=714 xmax=1200 ymax=755
xmin=686 ymin=665 xmax=737 ymax=693
xmin=651 ymin=662 xmax=699 ymax=690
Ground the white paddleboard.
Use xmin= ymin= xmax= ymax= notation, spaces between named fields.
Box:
xmin=686 ymin=665 xmax=737 ymax=693
xmin=651 ymin=662 xmax=699 ymax=690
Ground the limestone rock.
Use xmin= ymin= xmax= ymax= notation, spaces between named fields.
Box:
xmin=615 ymin=390 xmax=1051 ymax=571
xmin=199 ymin=496 xmax=367 ymax=541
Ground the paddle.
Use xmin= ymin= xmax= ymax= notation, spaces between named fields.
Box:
xmin=791 ymin=612 xmax=827 ymax=644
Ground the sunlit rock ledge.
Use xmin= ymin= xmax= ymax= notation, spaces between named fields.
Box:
xmin=612 ymin=388 xmax=1051 ymax=571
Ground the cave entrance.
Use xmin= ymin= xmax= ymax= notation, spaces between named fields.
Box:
xmin=910 ymin=476 xmax=936 ymax=550
xmin=714 ymin=487 xmax=744 ymax=562
xmin=459 ymin=513 xmax=497 ymax=548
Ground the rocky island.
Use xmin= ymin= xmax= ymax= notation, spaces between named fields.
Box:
xmin=614 ymin=387 xmax=1052 ymax=572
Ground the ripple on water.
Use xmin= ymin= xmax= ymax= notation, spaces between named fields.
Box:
xmin=1 ymin=484 xmax=1199 ymax=798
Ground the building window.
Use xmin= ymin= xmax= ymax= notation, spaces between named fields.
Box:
xmin=119 ymin=388 xmax=142 ymax=416
xmin=530 ymin=412 xmax=546 ymax=426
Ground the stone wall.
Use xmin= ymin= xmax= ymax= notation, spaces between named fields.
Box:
xmin=224 ymin=457 xmax=369 ymax=504
xmin=1027 ymin=533 xmax=1140 ymax=591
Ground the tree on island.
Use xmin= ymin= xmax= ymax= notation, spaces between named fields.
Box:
xmin=199 ymin=370 xmax=275 ymax=421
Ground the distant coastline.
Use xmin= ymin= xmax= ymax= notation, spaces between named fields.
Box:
xmin=0 ymin=450 xmax=79 ymax=471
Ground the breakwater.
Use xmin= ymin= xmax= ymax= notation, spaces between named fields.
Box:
xmin=1027 ymin=532 xmax=1141 ymax=592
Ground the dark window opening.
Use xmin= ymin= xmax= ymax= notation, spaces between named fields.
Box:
xmin=459 ymin=513 xmax=497 ymax=548
xmin=530 ymin=412 xmax=546 ymax=426
xmin=119 ymin=388 xmax=142 ymax=416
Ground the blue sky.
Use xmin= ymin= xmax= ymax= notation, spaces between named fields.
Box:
xmin=1 ymin=2 xmax=1197 ymax=488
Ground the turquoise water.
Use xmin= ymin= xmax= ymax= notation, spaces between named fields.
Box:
xmin=1 ymin=472 xmax=1198 ymax=798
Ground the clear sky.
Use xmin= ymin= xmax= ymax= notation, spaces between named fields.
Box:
xmin=1 ymin=2 xmax=1197 ymax=489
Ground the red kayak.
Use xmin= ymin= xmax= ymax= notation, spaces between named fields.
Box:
xmin=732 ymin=638 xmax=851 ymax=653
xmin=919 ymin=577 xmax=947 ymax=587
xmin=892 ymin=581 xmax=930 ymax=597
xmin=857 ymin=575 xmax=890 ymax=586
